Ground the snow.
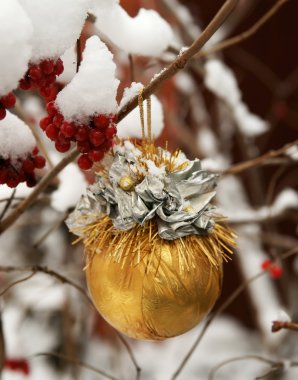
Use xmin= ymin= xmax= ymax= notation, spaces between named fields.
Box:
xmin=276 ymin=309 xmax=291 ymax=323
xmin=58 ymin=45 xmax=77 ymax=85
xmin=92 ymin=0 xmax=173 ymax=57
xmin=204 ymin=60 xmax=269 ymax=137
xmin=0 ymin=111 xmax=35 ymax=161
xmin=118 ymin=84 xmax=164 ymax=140
xmin=51 ymin=161 xmax=87 ymax=212
xmin=56 ymin=36 xmax=120 ymax=122
xmin=286 ymin=145 xmax=298 ymax=160
xmin=21 ymin=0 xmax=90 ymax=63
xmin=0 ymin=0 xmax=33 ymax=96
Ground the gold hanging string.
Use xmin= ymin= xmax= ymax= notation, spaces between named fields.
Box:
xmin=138 ymin=88 xmax=145 ymax=141
xmin=146 ymin=96 xmax=152 ymax=144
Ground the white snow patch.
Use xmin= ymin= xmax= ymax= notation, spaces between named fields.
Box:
xmin=51 ymin=162 xmax=87 ymax=212
xmin=21 ymin=0 xmax=90 ymax=62
xmin=56 ymin=36 xmax=119 ymax=122
xmin=0 ymin=0 xmax=33 ymax=95
xmin=276 ymin=309 xmax=291 ymax=323
xmin=0 ymin=111 xmax=35 ymax=161
xmin=92 ymin=0 xmax=173 ymax=57
xmin=58 ymin=45 xmax=77 ymax=85
xmin=286 ymin=145 xmax=298 ymax=160
xmin=204 ymin=60 xmax=269 ymax=137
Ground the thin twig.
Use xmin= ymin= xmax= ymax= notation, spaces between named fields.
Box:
xmin=0 ymin=0 xmax=239 ymax=235
xmin=33 ymin=212 xmax=68 ymax=248
xmin=34 ymin=352 xmax=119 ymax=380
xmin=0 ymin=272 xmax=35 ymax=297
xmin=128 ymin=54 xmax=135 ymax=82
xmin=0 ymin=197 xmax=24 ymax=204
xmin=0 ymin=265 xmax=91 ymax=304
xmin=117 ymin=0 xmax=239 ymax=122
xmin=76 ymin=38 xmax=82 ymax=72
xmin=198 ymin=0 xmax=289 ymax=59
xmin=0 ymin=189 xmax=16 ymax=221
xmin=116 ymin=333 xmax=141 ymax=380
xmin=272 ymin=320 xmax=298 ymax=333
xmin=222 ymin=139 xmax=298 ymax=175
xmin=208 ymin=354 xmax=298 ymax=380
xmin=170 ymin=247 xmax=298 ymax=379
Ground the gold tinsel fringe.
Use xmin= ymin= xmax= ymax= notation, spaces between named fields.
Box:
xmin=72 ymin=216 xmax=236 ymax=274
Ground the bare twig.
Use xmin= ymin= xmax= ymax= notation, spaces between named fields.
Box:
xmin=198 ymin=0 xmax=289 ymax=59
xmin=222 ymin=139 xmax=298 ymax=175
xmin=0 ymin=265 xmax=91 ymax=304
xmin=208 ymin=354 xmax=298 ymax=380
xmin=33 ymin=212 xmax=68 ymax=248
xmin=0 ymin=189 xmax=16 ymax=221
xmin=0 ymin=272 xmax=35 ymax=297
xmin=128 ymin=54 xmax=135 ymax=83
xmin=117 ymin=0 xmax=239 ymax=121
xmin=272 ymin=320 xmax=298 ymax=333
xmin=76 ymin=38 xmax=82 ymax=72
xmin=0 ymin=0 xmax=239 ymax=235
xmin=170 ymin=247 xmax=298 ymax=379
xmin=116 ymin=333 xmax=141 ymax=380
xmin=34 ymin=352 xmax=119 ymax=380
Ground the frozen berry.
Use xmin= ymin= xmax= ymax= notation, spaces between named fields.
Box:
xmin=89 ymin=130 xmax=105 ymax=146
xmin=78 ymin=154 xmax=93 ymax=170
xmin=46 ymin=124 xmax=59 ymax=140
xmin=55 ymin=140 xmax=71 ymax=153
xmin=29 ymin=66 xmax=42 ymax=81
xmin=0 ymin=107 xmax=6 ymax=120
xmin=1 ymin=92 xmax=16 ymax=108
xmin=34 ymin=156 xmax=46 ymax=169
xmin=61 ymin=122 xmax=76 ymax=138
xmin=88 ymin=149 xmax=104 ymax=162
xmin=40 ymin=60 xmax=54 ymax=75
xmin=93 ymin=114 xmax=110 ymax=129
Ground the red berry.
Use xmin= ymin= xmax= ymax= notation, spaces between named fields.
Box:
xmin=93 ymin=114 xmax=110 ymax=129
xmin=45 ymin=85 xmax=58 ymax=101
xmin=19 ymin=78 xmax=31 ymax=90
xmin=55 ymin=140 xmax=71 ymax=153
xmin=39 ymin=116 xmax=52 ymax=131
xmin=52 ymin=113 xmax=64 ymax=127
xmin=270 ymin=265 xmax=283 ymax=279
xmin=105 ymin=125 xmax=117 ymax=139
xmin=261 ymin=259 xmax=272 ymax=270
xmin=40 ymin=60 xmax=54 ymax=75
xmin=0 ymin=107 xmax=6 ymax=120
xmin=45 ymin=73 xmax=56 ymax=86
xmin=78 ymin=154 xmax=93 ymax=170
xmin=26 ymin=176 xmax=37 ymax=187
xmin=46 ymin=124 xmax=59 ymax=140
xmin=88 ymin=149 xmax=104 ymax=162
xmin=35 ymin=77 xmax=46 ymax=88
xmin=75 ymin=127 xmax=89 ymax=141
xmin=61 ymin=121 xmax=76 ymax=138
xmin=40 ymin=86 xmax=52 ymax=98
xmin=32 ymin=147 xmax=39 ymax=155
xmin=89 ymin=130 xmax=105 ymax=146
xmin=22 ymin=158 xmax=35 ymax=173
xmin=7 ymin=178 xmax=19 ymax=188
xmin=1 ymin=92 xmax=16 ymax=108
xmin=77 ymin=140 xmax=91 ymax=153
xmin=34 ymin=155 xmax=46 ymax=169
xmin=29 ymin=65 xmax=42 ymax=81
xmin=46 ymin=101 xmax=57 ymax=117
xmin=54 ymin=58 xmax=64 ymax=75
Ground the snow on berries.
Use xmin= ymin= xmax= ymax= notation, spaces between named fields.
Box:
xmin=0 ymin=112 xmax=45 ymax=188
xmin=19 ymin=58 xmax=64 ymax=101
xmin=39 ymin=103 xmax=117 ymax=170
xmin=40 ymin=35 xmax=120 ymax=170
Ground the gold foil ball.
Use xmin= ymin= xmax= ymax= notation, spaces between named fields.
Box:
xmin=85 ymin=223 xmax=225 ymax=340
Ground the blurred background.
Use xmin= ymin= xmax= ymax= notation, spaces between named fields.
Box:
xmin=0 ymin=0 xmax=297 ymax=379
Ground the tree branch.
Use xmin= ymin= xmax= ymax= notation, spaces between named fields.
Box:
xmin=197 ymin=0 xmax=289 ymax=59
xmin=222 ymin=139 xmax=298 ymax=175
xmin=272 ymin=320 xmax=298 ymax=333
xmin=0 ymin=0 xmax=239 ymax=235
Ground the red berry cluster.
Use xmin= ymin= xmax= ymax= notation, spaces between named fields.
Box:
xmin=4 ymin=358 xmax=30 ymax=376
xmin=0 ymin=92 xmax=16 ymax=120
xmin=0 ymin=147 xmax=46 ymax=188
xmin=39 ymin=102 xmax=117 ymax=170
xmin=19 ymin=58 xmax=64 ymax=101
xmin=261 ymin=259 xmax=283 ymax=279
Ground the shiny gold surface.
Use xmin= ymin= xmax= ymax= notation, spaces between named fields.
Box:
xmin=119 ymin=175 xmax=135 ymax=191
xmin=85 ymin=226 xmax=227 ymax=340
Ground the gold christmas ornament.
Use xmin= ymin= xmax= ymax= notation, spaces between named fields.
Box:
xmin=67 ymin=92 xmax=236 ymax=340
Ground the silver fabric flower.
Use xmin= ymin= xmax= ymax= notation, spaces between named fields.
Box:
xmin=67 ymin=143 xmax=219 ymax=240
